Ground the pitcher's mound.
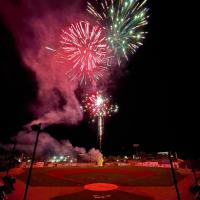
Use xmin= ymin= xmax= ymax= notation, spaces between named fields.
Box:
xmin=84 ymin=183 xmax=118 ymax=191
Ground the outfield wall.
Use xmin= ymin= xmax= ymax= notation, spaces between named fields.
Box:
xmin=128 ymin=160 xmax=183 ymax=168
xmin=20 ymin=160 xmax=185 ymax=169
xmin=20 ymin=162 xmax=96 ymax=168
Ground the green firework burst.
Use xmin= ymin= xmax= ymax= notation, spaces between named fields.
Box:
xmin=87 ymin=0 xmax=149 ymax=65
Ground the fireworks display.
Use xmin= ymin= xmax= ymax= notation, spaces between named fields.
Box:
xmin=59 ymin=21 xmax=110 ymax=85
xmin=82 ymin=91 xmax=118 ymax=120
xmin=45 ymin=1 xmax=148 ymax=150
xmin=87 ymin=0 xmax=149 ymax=65
xmin=82 ymin=91 xmax=118 ymax=150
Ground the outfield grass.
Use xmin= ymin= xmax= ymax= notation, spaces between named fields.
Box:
xmin=17 ymin=166 xmax=186 ymax=187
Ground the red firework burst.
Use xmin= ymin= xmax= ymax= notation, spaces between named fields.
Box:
xmin=59 ymin=21 xmax=110 ymax=85
xmin=82 ymin=91 xmax=118 ymax=120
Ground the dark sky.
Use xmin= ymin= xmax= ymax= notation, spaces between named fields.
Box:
xmin=0 ymin=0 xmax=196 ymax=156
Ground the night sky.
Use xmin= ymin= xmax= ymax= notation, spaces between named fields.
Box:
xmin=0 ymin=0 xmax=196 ymax=157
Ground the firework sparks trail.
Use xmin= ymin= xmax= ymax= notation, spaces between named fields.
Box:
xmin=87 ymin=0 xmax=149 ymax=65
xmin=82 ymin=91 xmax=118 ymax=150
xmin=58 ymin=21 xmax=111 ymax=85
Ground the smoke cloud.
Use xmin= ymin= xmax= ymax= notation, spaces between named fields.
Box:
xmin=1 ymin=131 xmax=102 ymax=162
xmin=0 ymin=0 xmax=87 ymax=126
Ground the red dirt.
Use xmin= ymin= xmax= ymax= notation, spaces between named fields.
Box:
xmin=84 ymin=183 xmax=119 ymax=191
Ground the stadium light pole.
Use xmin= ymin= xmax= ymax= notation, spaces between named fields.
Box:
xmin=168 ymin=151 xmax=181 ymax=200
xmin=23 ymin=124 xmax=41 ymax=200
xmin=133 ymin=144 xmax=140 ymax=158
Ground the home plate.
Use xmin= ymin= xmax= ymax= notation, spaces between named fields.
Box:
xmin=84 ymin=183 xmax=118 ymax=191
